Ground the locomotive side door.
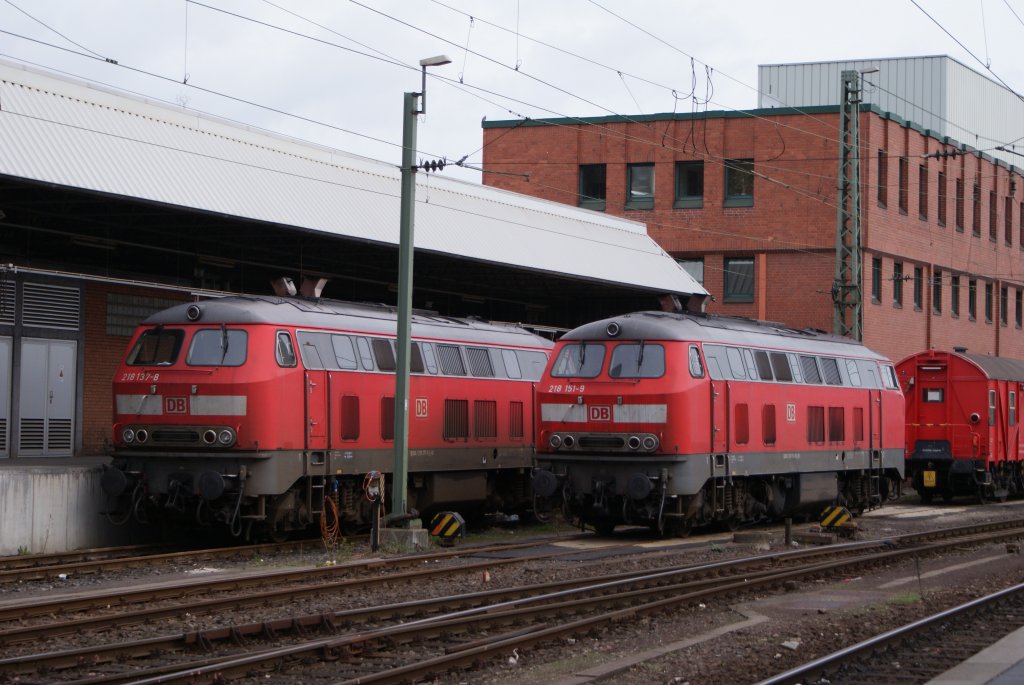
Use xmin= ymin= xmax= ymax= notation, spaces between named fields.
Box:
xmin=868 ymin=387 xmax=883 ymax=501
xmin=305 ymin=370 xmax=328 ymax=450
xmin=710 ymin=380 xmax=729 ymax=454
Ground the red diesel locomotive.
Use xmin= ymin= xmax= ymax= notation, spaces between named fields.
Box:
xmin=101 ymin=294 xmax=552 ymax=539
xmin=531 ymin=310 xmax=905 ymax=536
xmin=897 ymin=349 xmax=1024 ymax=503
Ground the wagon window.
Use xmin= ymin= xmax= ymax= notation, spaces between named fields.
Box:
xmin=437 ymin=344 xmax=466 ymax=376
xmin=609 ymin=343 xmax=665 ymax=378
xmin=688 ymin=345 xmax=705 ymax=378
xmin=857 ymin=360 xmax=881 ymax=388
xmin=989 ymin=390 xmax=997 ymax=426
xmin=800 ymin=356 xmax=822 ymax=384
xmin=502 ymin=349 xmax=523 ymax=379
xmin=517 ymin=350 xmax=549 ymax=381
xmin=753 ymin=350 xmax=774 ymax=380
xmin=820 ymin=357 xmax=843 ymax=385
xmin=550 ymin=343 xmax=604 ymax=378
xmin=275 ymin=331 xmax=297 ymax=368
xmin=702 ymin=344 xmax=727 ymax=380
xmin=769 ymin=352 xmax=793 ymax=382
xmin=409 ymin=343 xmax=426 ymax=374
xmin=466 ymin=347 xmax=495 ymax=377
xmin=881 ymin=364 xmax=899 ymax=389
xmin=330 ymin=335 xmax=359 ymax=370
xmin=127 ymin=328 xmax=184 ymax=366
xmin=726 ymin=347 xmax=747 ymax=379
xmin=787 ymin=353 xmax=804 ymax=383
xmin=297 ymin=331 xmax=332 ymax=369
xmin=372 ymin=338 xmax=396 ymax=371
xmin=923 ymin=388 xmax=944 ymax=403
xmin=421 ymin=343 xmax=439 ymax=374
xmin=187 ymin=328 xmax=247 ymax=366
xmin=844 ymin=359 xmax=862 ymax=386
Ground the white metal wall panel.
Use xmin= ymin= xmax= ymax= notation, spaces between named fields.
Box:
xmin=0 ymin=61 xmax=706 ymax=298
xmin=758 ymin=56 xmax=1024 ymax=169
xmin=0 ymin=337 xmax=9 ymax=457
xmin=18 ymin=338 xmax=76 ymax=456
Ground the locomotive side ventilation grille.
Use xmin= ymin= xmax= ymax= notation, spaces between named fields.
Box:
xmin=474 ymin=400 xmax=497 ymax=439
xmin=509 ymin=401 xmax=524 ymax=439
xmin=23 ymin=283 xmax=81 ymax=330
xmin=444 ymin=399 xmax=469 ymax=440
xmin=0 ymin=280 xmax=14 ymax=326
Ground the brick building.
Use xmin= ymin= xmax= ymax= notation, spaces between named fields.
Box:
xmin=480 ymin=59 xmax=1024 ymax=363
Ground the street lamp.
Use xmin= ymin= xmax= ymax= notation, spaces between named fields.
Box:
xmin=392 ymin=54 xmax=451 ymax=524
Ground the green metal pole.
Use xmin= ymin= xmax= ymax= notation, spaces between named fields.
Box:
xmin=392 ymin=90 xmax=419 ymax=521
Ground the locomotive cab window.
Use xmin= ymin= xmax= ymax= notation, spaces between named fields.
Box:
xmin=517 ymin=350 xmax=549 ymax=381
xmin=127 ymin=328 xmax=184 ymax=366
xmin=502 ymin=349 xmax=522 ymax=379
xmin=753 ymin=350 xmax=774 ymax=381
xmin=331 ymin=335 xmax=359 ymax=370
xmin=371 ymin=339 xmax=396 ymax=371
xmin=355 ymin=337 xmax=374 ymax=370
xmin=187 ymin=328 xmax=247 ymax=366
xmin=688 ymin=345 xmax=704 ymax=378
xmin=923 ymin=388 xmax=944 ymax=403
xmin=421 ymin=343 xmax=439 ymax=374
xmin=769 ymin=352 xmax=793 ymax=382
xmin=726 ymin=346 xmax=747 ymax=379
xmin=275 ymin=331 xmax=297 ymax=367
xmin=609 ymin=343 xmax=665 ymax=378
xmin=881 ymin=364 xmax=899 ymax=389
xmin=551 ymin=343 xmax=605 ymax=378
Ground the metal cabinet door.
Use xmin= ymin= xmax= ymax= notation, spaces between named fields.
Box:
xmin=18 ymin=338 xmax=76 ymax=456
xmin=0 ymin=337 xmax=10 ymax=457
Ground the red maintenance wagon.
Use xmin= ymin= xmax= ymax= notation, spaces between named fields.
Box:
xmin=897 ymin=349 xmax=1024 ymax=503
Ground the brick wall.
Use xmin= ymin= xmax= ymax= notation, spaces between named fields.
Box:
xmin=483 ymin=109 xmax=1024 ymax=362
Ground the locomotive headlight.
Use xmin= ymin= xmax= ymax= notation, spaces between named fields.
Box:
xmin=642 ymin=435 xmax=659 ymax=451
xmin=122 ymin=428 xmax=135 ymax=444
xmin=549 ymin=434 xmax=563 ymax=448
xmin=627 ymin=435 xmax=641 ymax=450
xmin=135 ymin=429 xmax=149 ymax=444
xmin=217 ymin=428 xmax=236 ymax=446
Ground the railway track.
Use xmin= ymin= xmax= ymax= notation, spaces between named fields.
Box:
xmin=757 ymin=581 xmax=1024 ymax=685
xmin=1 ymin=518 xmax=1021 ymax=684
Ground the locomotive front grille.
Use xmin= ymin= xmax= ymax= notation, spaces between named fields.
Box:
xmin=151 ymin=429 xmax=202 ymax=444
xmin=578 ymin=435 xmax=626 ymax=449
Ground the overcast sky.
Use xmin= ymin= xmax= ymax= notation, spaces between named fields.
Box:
xmin=2 ymin=1 xmax=1022 ymax=183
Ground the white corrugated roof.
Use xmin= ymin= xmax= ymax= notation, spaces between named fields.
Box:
xmin=0 ymin=60 xmax=705 ymax=298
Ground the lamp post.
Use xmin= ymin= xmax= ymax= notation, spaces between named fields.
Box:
xmin=392 ymin=55 xmax=451 ymax=523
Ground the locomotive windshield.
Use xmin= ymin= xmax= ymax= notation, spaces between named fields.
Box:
xmin=126 ymin=328 xmax=184 ymax=366
xmin=608 ymin=343 xmax=665 ymax=378
xmin=550 ymin=343 xmax=605 ymax=378
xmin=186 ymin=328 xmax=247 ymax=366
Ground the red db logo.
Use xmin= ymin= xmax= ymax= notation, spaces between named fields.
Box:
xmin=165 ymin=397 xmax=187 ymax=414
xmin=589 ymin=405 xmax=611 ymax=422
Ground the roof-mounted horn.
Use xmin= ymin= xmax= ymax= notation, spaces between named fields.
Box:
xmin=271 ymin=277 xmax=297 ymax=297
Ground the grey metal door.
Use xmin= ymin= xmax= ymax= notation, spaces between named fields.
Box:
xmin=0 ymin=337 xmax=10 ymax=457
xmin=18 ymin=338 xmax=76 ymax=456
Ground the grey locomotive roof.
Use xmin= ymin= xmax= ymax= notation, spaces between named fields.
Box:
xmin=962 ymin=353 xmax=1024 ymax=382
xmin=144 ymin=295 xmax=552 ymax=349
xmin=562 ymin=311 xmax=889 ymax=360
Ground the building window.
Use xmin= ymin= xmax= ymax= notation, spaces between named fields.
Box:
xmin=1001 ymin=286 xmax=1009 ymax=325
xmin=871 ymin=257 xmax=882 ymax=303
xmin=937 ymin=171 xmax=947 ymax=226
xmin=724 ymin=257 xmax=755 ymax=303
xmin=1017 ymin=289 xmax=1023 ymax=328
xmin=919 ymin=164 xmax=928 ymax=220
xmin=626 ymin=163 xmax=654 ymax=210
xmin=877 ymin=150 xmax=888 ymax=208
xmin=917 ymin=266 xmax=925 ymax=309
xmin=724 ymin=159 xmax=754 ymax=207
xmin=951 ymin=275 xmax=960 ymax=317
xmin=932 ymin=270 xmax=942 ymax=314
xmin=674 ymin=161 xmax=704 ymax=208
xmin=989 ymin=190 xmax=998 ymax=241
xmin=898 ymin=157 xmax=908 ymax=214
xmin=985 ymin=282 xmax=993 ymax=323
xmin=969 ymin=279 xmax=977 ymax=320
xmin=678 ymin=258 xmax=704 ymax=285
xmin=578 ymin=164 xmax=606 ymax=211
xmin=956 ymin=177 xmax=965 ymax=232
xmin=1006 ymin=196 xmax=1014 ymax=246
xmin=972 ymin=177 xmax=981 ymax=237
xmin=893 ymin=261 xmax=904 ymax=307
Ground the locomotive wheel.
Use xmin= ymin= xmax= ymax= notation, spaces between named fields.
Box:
xmin=672 ymin=518 xmax=693 ymax=539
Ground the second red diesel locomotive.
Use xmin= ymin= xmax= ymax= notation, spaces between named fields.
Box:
xmin=531 ymin=310 xmax=905 ymax=536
